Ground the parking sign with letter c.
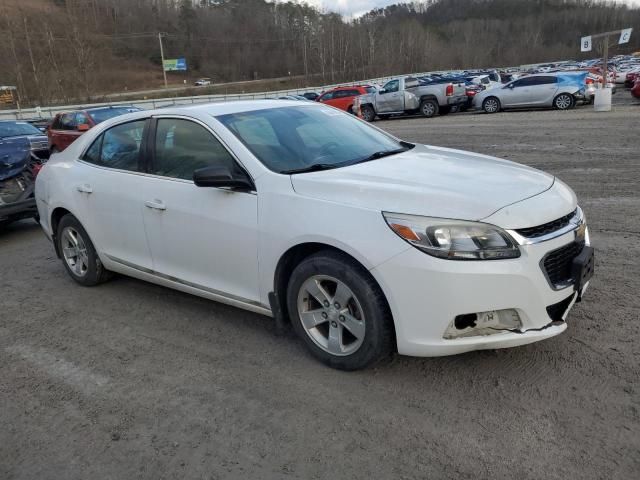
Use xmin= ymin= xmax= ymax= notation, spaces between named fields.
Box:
xmin=619 ymin=28 xmax=632 ymax=45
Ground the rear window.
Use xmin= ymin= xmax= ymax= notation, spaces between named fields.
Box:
xmin=87 ymin=107 xmax=140 ymax=124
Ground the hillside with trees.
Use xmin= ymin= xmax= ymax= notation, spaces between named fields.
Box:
xmin=1 ymin=0 xmax=639 ymax=107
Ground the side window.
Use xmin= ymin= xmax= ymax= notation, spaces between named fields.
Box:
xmin=152 ymin=118 xmax=242 ymax=181
xmin=319 ymin=91 xmax=334 ymax=101
xmin=383 ymin=80 xmax=399 ymax=93
xmin=60 ymin=113 xmax=76 ymax=131
xmin=346 ymin=89 xmax=361 ymax=97
xmin=405 ymin=77 xmax=419 ymax=88
xmin=75 ymin=112 xmax=90 ymax=127
xmin=536 ymin=76 xmax=558 ymax=85
xmin=83 ymin=134 xmax=103 ymax=164
xmin=83 ymin=120 xmax=145 ymax=171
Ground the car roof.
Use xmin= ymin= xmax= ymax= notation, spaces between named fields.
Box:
xmin=110 ymin=100 xmax=318 ymax=122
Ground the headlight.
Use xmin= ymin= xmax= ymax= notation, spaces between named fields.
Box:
xmin=383 ymin=212 xmax=520 ymax=260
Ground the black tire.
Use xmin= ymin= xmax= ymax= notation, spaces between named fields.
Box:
xmin=56 ymin=214 xmax=111 ymax=286
xmin=554 ymin=93 xmax=575 ymax=110
xmin=346 ymin=105 xmax=355 ymax=115
xmin=419 ymin=99 xmax=439 ymax=118
xmin=360 ymin=105 xmax=376 ymax=122
xmin=482 ymin=96 xmax=501 ymax=114
xmin=286 ymin=250 xmax=395 ymax=370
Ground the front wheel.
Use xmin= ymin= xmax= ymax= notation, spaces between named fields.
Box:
xmin=287 ymin=251 xmax=395 ymax=370
xmin=554 ymin=93 xmax=575 ymax=110
xmin=420 ymin=99 xmax=439 ymax=118
xmin=360 ymin=105 xmax=376 ymax=122
xmin=482 ymin=97 xmax=500 ymax=113
xmin=57 ymin=214 xmax=111 ymax=286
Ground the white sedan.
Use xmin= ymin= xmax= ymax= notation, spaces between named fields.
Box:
xmin=35 ymin=100 xmax=594 ymax=370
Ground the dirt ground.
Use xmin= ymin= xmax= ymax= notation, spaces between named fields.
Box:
xmin=1 ymin=95 xmax=639 ymax=480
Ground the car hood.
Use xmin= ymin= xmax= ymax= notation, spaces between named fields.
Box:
xmin=290 ymin=144 xmax=555 ymax=222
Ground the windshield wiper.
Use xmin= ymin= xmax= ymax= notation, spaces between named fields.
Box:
xmin=281 ymin=163 xmax=341 ymax=175
xmin=353 ymin=142 xmax=415 ymax=165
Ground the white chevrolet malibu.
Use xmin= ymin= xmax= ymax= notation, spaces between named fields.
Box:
xmin=35 ymin=100 xmax=594 ymax=370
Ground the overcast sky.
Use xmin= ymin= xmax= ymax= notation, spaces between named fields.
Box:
xmin=294 ymin=0 xmax=639 ymax=17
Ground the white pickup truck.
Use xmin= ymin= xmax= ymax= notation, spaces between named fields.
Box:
xmin=354 ymin=76 xmax=467 ymax=121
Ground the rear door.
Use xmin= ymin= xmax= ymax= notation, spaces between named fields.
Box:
xmin=74 ymin=118 xmax=154 ymax=270
xmin=527 ymin=76 xmax=559 ymax=105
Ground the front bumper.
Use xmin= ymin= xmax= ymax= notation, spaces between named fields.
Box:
xmin=371 ymin=228 xmax=588 ymax=357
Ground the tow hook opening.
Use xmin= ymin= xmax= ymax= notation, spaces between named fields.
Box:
xmin=445 ymin=309 xmax=523 ymax=339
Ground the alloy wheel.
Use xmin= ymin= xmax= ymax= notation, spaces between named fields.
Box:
xmin=484 ymin=98 xmax=499 ymax=113
xmin=297 ymin=275 xmax=366 ymax=356
xmin=61 ymin=226 xmax=89 ymax=277
xmin=555 ymin=94 xmax=572 ymax=110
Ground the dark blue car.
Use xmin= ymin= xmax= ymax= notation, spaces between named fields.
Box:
xmin=0 ymin=120 xmax=49 ymax=226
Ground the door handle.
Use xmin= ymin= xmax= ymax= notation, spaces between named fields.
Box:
xmin=144 ymin=200 xmax=166 ymax=211
xmin=76 ymin=184 xmax=93 ymax=194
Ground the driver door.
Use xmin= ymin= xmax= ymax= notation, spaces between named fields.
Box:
xmin=500 ymin=78 xmax=533 ymax=107
xmin=377 ymin=80 xmax=403 ymax=112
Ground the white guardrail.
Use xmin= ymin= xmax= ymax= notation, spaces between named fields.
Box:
xmin=0 ymin=72 xmax=434 ymax=120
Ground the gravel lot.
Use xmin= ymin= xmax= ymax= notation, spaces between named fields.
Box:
xmin=1 ymin=96 xmax=639 ymax=480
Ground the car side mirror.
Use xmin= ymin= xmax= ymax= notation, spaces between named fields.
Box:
xmin=77 ymin=124 xmax=90 ymax=132
xmin=193 ymin=165 xmax=254 ymax=191
xmin=504 ymin=84 xmax=514 ymax=89
xmin=379 ymin=88 xmax=386 ymax=94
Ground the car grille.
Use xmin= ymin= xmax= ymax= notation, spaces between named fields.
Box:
xmin=546 ymin=295 xmax=574 ymax=322
xmin=515 ymin=209 xmax=577 ymax=239
xmin=542 ymin=241 xmax=584 ymax=289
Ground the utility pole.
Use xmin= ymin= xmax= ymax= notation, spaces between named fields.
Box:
xmin=158 ymin=32 xmax=168 ymax=88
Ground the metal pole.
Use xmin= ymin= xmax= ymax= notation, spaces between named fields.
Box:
xmin=159 ymin=32 xmax=168 ymax=88
xmin=602 ymin=35 xmax=609 ymax=89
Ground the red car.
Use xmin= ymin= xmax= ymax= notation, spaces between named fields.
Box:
xmin=625 ymin=71 xmax=639 ymax=89
xmin=317 ymin=85 xmax=377 ymax=114
xmin=48 ymin=106 xmax=141 ymax=153
xmin=632 ymin=77 xmax=640 ymax=100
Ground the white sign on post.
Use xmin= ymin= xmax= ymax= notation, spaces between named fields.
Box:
xmin=619 ymin=28 xmax=632 ymax=44
xmin=581 ymin=36 xmax=592 ymax=52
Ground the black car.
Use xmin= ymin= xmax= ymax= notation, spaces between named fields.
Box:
xmin=0 ymin=120 xmax=49 ymax=226
xmin=302 ymin=92 xmax=320 ymax=101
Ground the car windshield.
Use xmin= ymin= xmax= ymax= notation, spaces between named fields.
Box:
xmin=217 ymin=105 xmax=410 ymax=174
xmin=88 ymin=107 xmax=140 ymax=124
xmin=0 ymin=121 xmax=42 ymax=138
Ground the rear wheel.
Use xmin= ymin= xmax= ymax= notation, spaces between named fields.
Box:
xmin=287 ymin=251 xmax=394 ymax=370
xmin=482 ymin=97 xmax=500 ymax=113
xmin=420 ymin=99 xmax=439 ymax=118
xmin=554 ymin=93 xmax=575 ymax=110
xmin=360 ymin=105 xmax=376 ymax=122
xmin=57 ymin=214 xmax=111 ymax=286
